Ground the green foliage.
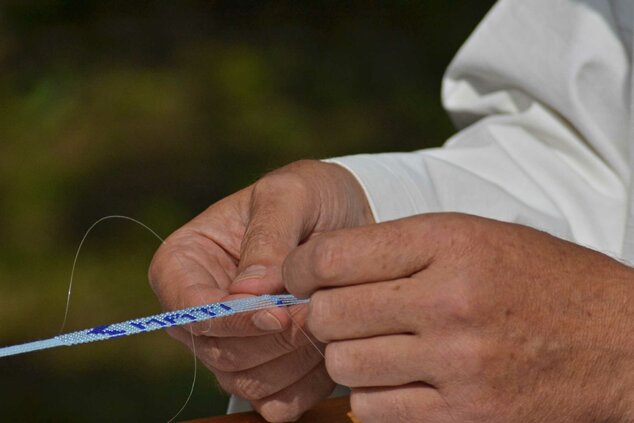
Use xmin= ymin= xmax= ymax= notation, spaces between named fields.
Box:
xmin=0 ymin=1 xmax=495 ymax=420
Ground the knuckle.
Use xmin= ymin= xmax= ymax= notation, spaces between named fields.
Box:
xmin=210 ymin=368 xmax=275 ymax=402
xmin=286 ymin=158 xmax=321 ymax=172
xmin=233 ymin=376 xmax=272 ymax=401
xmin=256 ymin=169 xmax=309 ymax=199
xmin=281 ymin=256 xmax=298 ymax=292
xmin=310 ymin=236 xmax=341 ymax=283
xmin=204 ymin=341 xmax=244 ymax=372
xmin=209 ymin=352 xmax=241 ymax=373
xmin=427 ymin=213 xmax=481 ymax=251
xmin=453 ymin=218 xmax=491 ymax=255
xmin=434 ymin=282 xmax=477 ymax=323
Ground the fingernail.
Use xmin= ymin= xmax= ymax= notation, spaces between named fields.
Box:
xmin=252 ymin=311 xmax=283 ymax=331
xmin=235 ymin=265 xmax=267 ymax=281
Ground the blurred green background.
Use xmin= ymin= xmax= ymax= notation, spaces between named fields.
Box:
xmin=0 ymin=1 xmax=495 ymax=421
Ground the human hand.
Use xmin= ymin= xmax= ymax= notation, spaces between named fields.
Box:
xmin=284 ymin=213 xmax=634 ymax=422
xmin=148 ymin=160 xmax=373 ymax=422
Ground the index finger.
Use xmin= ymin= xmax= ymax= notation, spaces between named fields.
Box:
xmin=149 ymin=241 xmax=293 ymax=337
xmin=283 ymin=215 xmax=440 ymax=298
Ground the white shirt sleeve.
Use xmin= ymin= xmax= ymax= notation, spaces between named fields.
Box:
xmin=228 ymin=0 xmax=633 ymax=414
xmin=327 ymin=0 xmax=632 ymax=257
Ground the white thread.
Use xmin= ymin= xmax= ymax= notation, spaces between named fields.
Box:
xmin=167 ymin=320 xmax=198 ymax=423
xmin=0 ymin=295 xmax=308 ymax=356
xmin=60 ymin=214 xmax=197 ymax=423
xmin=60 ymin=215 xmax=167 ymax=334
xmin=284 ymin=306 xmax=325 ymax=360
xmin=28 ymin=213 xmax=323 ymax=421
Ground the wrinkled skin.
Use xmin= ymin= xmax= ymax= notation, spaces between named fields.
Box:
xmin=284 ymin=213 xmax=634 ymax=423
xmin=148 ymin=160 xmax=373 ymax=422
xmin=151 ymin=157 xmax=634 ymax=422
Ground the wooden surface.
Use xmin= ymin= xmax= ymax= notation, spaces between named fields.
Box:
xmin=184 ymin=396 xmax=353 ymax=423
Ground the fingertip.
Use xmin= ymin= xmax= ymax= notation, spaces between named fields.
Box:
xmin=250 ymin=308 xmax=294 ymax=332
xmin=283 ymin=281 xmax=311 ymax=299
xmin=251 ymin=310 xmax=284 ymax=332
xmin=281 ymin=253 xmax=310 ymax=299
xmin=263 ymin=307 xmax=293 ymax=329
xmin=230 ymin=277 xmax=284 ymax=295
xmin=228 ymin=278 xmax=261 ymax=294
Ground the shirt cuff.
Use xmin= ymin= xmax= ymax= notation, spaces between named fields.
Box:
xmin=324 ymin=153 xmax=435 ymax=223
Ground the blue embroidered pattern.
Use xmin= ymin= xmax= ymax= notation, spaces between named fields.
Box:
xmin=0 ymin=294 xmax=308 ymax=358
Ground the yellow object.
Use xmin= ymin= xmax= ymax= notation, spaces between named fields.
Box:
xmin=347 ymin=412 xmax=361 ymax=423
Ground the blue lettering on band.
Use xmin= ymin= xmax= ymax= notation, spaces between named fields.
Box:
xmin=87 ymin=325 xmax=126 ymax=337
xmin=130 ymin=322 xmax=146 ymax=331
xmin=180 ymin=313 xmax=196 ymax=321
xmin=144 ymin=318 xmax=167 ymax=327
xmin=197 ymin=306 xmax=216 ymax=317
xmin=163 ymin=314 xmax=181 ymax=325
xmin=163 ymin=312 xmax=199 ymax=325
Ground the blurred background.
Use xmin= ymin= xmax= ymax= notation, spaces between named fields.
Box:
xmin=0 ymin=1 xmax=495 ymax=421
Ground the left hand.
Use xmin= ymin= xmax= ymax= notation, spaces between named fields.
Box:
xmin=283 ymin=213 xmax=634 ymax=422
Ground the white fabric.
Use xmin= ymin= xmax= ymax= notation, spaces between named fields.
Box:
xmin=329 ymin=0 xmax=633 ymax=260
xmin=229 ymin=0 xmax=634 ymax=413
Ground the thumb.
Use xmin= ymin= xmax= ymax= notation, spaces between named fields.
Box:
xmin=229 ymin=174 xmax=319 ymax=296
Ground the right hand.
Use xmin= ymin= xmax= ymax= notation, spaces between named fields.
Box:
xmin=148 ymin=160 xmax=374 ymax=422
